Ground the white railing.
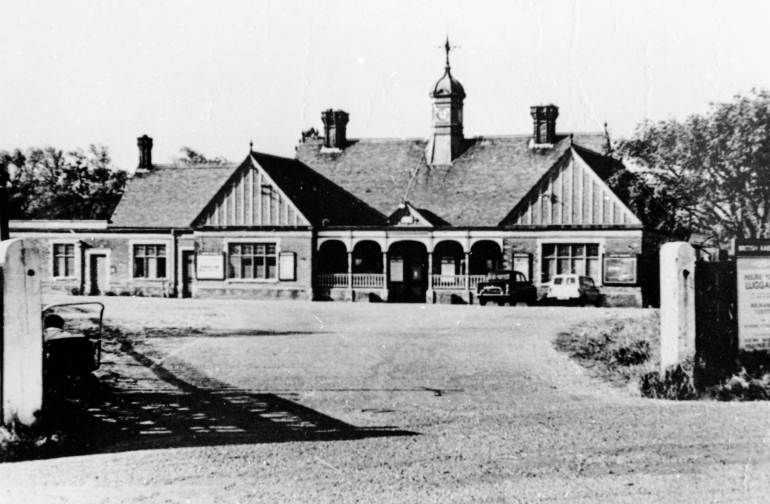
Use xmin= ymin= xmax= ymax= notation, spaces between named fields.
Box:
xmin=469 ymin=275 xmax=486 ymax=291
xmin=352 ymin=273 xmax=385 ymax=288
xmin=432 ymin=275 xmax=466 ymax=290
xmin=317 ymin=273 xmax=349 ymax=288
xmin=317 ymin=273 xmax=385 ymax=288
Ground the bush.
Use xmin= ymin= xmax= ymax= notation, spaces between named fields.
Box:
xmin=0 ymin=415 xmax=61 ymax=463
xmin=105 ymin=290 xmax=116 ymax=297
xmin=119 ymin=291 xmax=131 ymax=297
xmin=555 ymin=315 xmax=658 ymax=387
xmin=70 ymin=287 xmax=81 ymax=296
xmin=640 ymin=363 xmax=697 ymax=400
xmin=707 ymin=369 xmax=770 ymax=401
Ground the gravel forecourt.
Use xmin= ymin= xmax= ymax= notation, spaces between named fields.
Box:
xmin=1 ymin=296 xmax=769 ymax=503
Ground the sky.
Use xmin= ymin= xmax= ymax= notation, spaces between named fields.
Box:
xmin=2 ymin=0 xmax=770 ymax=171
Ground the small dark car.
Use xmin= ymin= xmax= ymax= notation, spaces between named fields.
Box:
xmin=476 ymin=270 xmax=537 ymax=306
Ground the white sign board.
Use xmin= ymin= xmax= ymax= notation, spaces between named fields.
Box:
xmin=390 ymin=258 xmax=403 ymax=282
xmin=440 ymin=260 xmax=455 ymax=276
xmin=737 ymin=256 xmax=770 ymax=351
xmin=279 ymin=252 xmax=296 ymax=281
xmin=197 ymin=254 xmax=224 ymax=280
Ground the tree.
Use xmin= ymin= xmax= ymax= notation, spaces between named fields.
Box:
xmin=0 ymin=145 xmax=129 ymax=220
xmin=618 ymin=89 xmax=770 ymax=242
xmin=175 ymin=147 xmax=229 ymax=165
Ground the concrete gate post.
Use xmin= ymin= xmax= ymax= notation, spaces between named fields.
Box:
xmin=0 ymin=239 xmax=43 ymax=425
xmin=659 ymin=242 xmax=696 ymax=372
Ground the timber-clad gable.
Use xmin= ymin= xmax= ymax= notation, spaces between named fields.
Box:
xmin=194 ymin=156 xmax=310 ymax=228
xmin=501 ymin=147 xmax=642 ymax=228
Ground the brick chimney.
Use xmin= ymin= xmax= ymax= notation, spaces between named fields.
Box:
xmin=137 ymin=135 xmax=153 ymax=170
xmin=321 ymin=109 xmax=349 ymax=149
xmin=530 ymin=105 xmax=559 ymax=145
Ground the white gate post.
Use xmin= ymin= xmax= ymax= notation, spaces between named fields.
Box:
xmin=0 ymin=239 xmax=43 ymax=425
xmin=659 ymin=242 xmax=696 ymax=372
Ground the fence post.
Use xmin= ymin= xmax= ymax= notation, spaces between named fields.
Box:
xmin=1 ymin=239 xmax=43 ymax=425
xmin=659 ymin=242 xmax=696 ymax=372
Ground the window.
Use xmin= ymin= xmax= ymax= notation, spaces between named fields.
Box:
xmin=133 ymin=245 xmax=167 ymax=279
xmin=53 ymin=244 xmax=75 ymax=277
xmin=541 ymin=244 xmax=600 ymax=284
xmin=228 ymin=243 xmax=276 ymax=280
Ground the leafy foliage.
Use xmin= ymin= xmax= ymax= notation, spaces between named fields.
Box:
xmin=175 ymin=147 xmax=229 ymax=165
xmin=618 ymin=89 xmax=770 ymax=241
xmin=0 ymin=145 xmax=129 ymax=220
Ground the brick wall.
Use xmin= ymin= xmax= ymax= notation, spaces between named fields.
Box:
xmin=194 ymin=232 xmax=313 ymax=300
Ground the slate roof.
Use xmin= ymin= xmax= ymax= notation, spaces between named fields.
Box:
xmin=110 ymin=163 xmax=235 ymax=228
xmin=296 ymin=133 xmax=606 ymax=227
xmin=223 ymin=152 xmax=386 ymax=227
xmin=114 ymin=153 xmax=386 ymax=229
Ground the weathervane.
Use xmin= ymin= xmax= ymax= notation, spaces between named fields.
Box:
xmin=438 ymin=36 xmax=460 ymax=69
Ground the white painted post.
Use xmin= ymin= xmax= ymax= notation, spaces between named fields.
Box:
xmin=1 ymin=239 xmax=43 ymax=425
xmin=659 ymin=242 xmax=696 ymax=372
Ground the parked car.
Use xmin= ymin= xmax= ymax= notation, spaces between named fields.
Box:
xmin=42 ymin=302 xmax=104 ymax=388
xmin=476 ymin=270 xmax=537 ymax=306
xmin=545 ymin=274 xmax=601 ymax=306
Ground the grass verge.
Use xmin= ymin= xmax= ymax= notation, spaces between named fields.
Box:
xmin=555 ymin=311 xmax=770 ymax=401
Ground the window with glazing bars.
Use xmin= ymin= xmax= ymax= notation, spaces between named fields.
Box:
xmin=541 ymin=244 xmax=600 ymax=283
xmin=228 ymin=243 xmax=277 ymax=279
xmin=133 ymin=245 xmax=167 ymax=278
xmin=53 ymin=244 xmax=75 ymax=277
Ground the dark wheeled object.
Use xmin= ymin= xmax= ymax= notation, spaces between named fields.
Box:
xmin=42 ymin=302 xmax=104 ymax=387
xmin=476 ymin=270 xmax=537 ymax=306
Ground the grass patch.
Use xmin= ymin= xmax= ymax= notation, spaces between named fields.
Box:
xmin=556 ymin=311 xmax=770 ymax=401
xmin=554 ymin=312 xmax=660 ymax=389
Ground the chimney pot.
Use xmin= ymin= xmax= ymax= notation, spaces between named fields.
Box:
xmin=137 ymin=135 xmax=153 ymax=169
xmin=321 ymin=110 xmax=349 ymax=149
xmin=530 ymin=105 xmax=559 ymax=145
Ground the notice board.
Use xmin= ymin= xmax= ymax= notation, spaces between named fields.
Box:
xmin=736 ymin=239 xmax=770 ymax=351
xmin=196 ymin=254 xmax=225 ymax=280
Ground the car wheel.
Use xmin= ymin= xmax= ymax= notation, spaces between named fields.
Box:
xmin=578 ymin=297 xmax=586 ymax=307
xmin=594 ymin=296 xmax=602 ymax=307
xmin=479 ymin=299 xmax=487 ymax=306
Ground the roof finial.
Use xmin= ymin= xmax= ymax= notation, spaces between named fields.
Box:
xmin=445 ymin=37 xmax=451 ymax=68
xmin=570 ymin=133 xmax=574 ymax=146
xmin=249 ymin=139 xmax=253 ymax=151
xmin=439 ymin=37 xmax=459 ymax=70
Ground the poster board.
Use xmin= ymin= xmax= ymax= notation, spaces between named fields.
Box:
xmin=602 ymin=254 xmax=638 ymax=285
xmin=196 ymin=254 xmax=224 ymax=280
xmin=279 ymin=252 xmax=296 ymax=281
xmin=513 ymin=254 xmax=531 ymax=280
xmin=736 ymin=240 xmax=770 ymax=351
xmin=390 ymin=257 xmax=403 ymax=282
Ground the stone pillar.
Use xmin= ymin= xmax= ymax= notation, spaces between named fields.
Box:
xmin=1 ymin=239 xmax=43 ymax=425
xmin=347 ymin=251 xmax=353 ymax=302
xmin=660 ymin=242 xmax=696 ymax=372
xmin=426 ymin=252 xmax=434 ymax=304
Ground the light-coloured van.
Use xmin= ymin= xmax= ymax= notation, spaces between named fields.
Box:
xmin=546 ymin=274 xmax=601 ymax=306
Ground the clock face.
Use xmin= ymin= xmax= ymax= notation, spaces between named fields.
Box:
xmin=435 ymin=107 xmax=451 ymax=123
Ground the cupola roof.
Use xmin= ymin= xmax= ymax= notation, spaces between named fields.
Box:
xmin=430 ymin=38 xmax=465 ymax=99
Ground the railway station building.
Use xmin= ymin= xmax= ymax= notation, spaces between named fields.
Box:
xmin=11 ymin=52 xmax=657 ymax=307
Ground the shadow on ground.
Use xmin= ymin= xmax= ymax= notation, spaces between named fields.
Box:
xmin=40 ymin=329 xmax=416 ymax=458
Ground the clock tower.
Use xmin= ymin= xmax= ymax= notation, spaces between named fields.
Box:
xmin=426 ymin=38 xmax=465 ymax=166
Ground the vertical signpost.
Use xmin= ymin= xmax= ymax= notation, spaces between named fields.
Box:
xmin=736 ymin=239 xmax=770 ymax=352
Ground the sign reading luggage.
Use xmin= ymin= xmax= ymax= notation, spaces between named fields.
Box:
xmin=196 ymin=254 xmax=225 ymax=280
xmin=736 ymin=239 xmax=770 ymax=351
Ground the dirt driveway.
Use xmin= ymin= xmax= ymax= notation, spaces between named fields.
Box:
xmin=1 ymin=297 xmax=769 ymax=503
